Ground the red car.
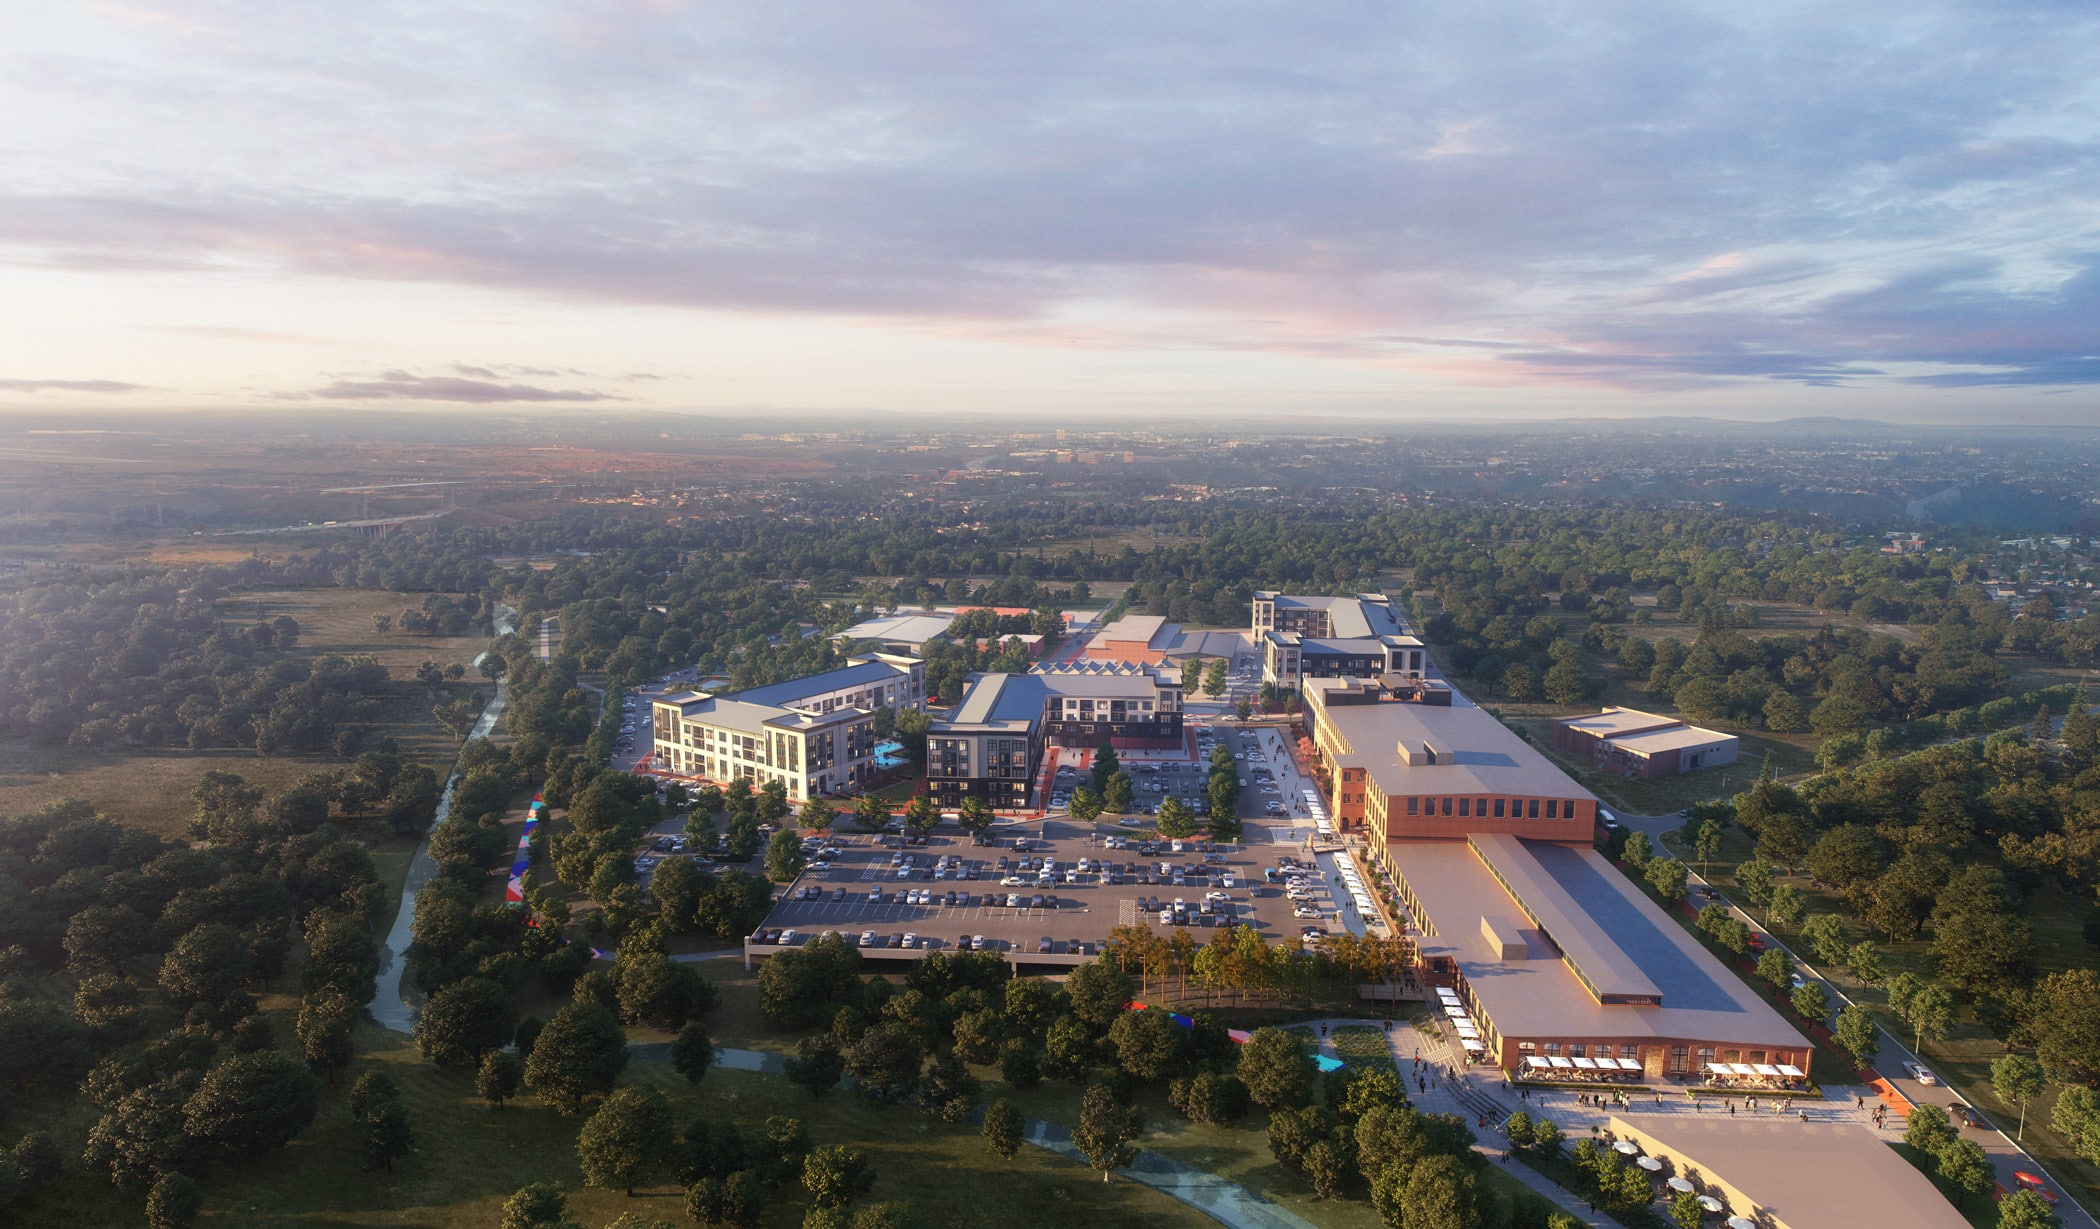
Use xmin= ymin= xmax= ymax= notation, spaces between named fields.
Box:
xmin=1746 ymin=933 xmax=1767 ymax=953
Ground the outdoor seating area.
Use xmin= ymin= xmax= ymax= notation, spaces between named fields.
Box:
xmin=1436 ymin=987 xmax=1486 ymax=1059
xmin=1700 ymin=1061 xmax=1806 ymax=1090
xmin=1521 ymin=1054 xmax=1647 ymax=1082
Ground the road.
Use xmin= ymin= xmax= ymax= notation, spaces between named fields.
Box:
xmin=1680 ymin=864 xmax=2094 ymax=1222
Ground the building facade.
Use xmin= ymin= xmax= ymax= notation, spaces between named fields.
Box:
xmin=1553 ymin=708 xmax=1739 ymax=778
xmin=926 ymin=661 xmax=1182 ymax=808
xmin=1252 ymin=592 xmax=1424 ymax=687
xmin=651 ymin=654 xmax=924 ymax=800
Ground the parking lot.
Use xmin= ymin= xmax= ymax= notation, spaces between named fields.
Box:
xmin=745 ymin=813 xmax=1352 ymax=965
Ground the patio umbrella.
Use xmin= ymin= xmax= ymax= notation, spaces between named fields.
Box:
xmin=1698 ymin=1196 xmax=1725 ymax=1213
xmin=1613 ymin=1140 xmax=1641 ymax=1155
xmin=1636 ymin=1157 xmax=1663 ymax=1172
xmin=1727 ymin=1219 xmax=1757 ymax=1229
xmin=1667 ymin=1177 xmax=1695 ymax=1193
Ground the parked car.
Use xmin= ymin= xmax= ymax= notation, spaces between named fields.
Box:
xmin=1906 ymin=1062 xmax=1939 ymax=1086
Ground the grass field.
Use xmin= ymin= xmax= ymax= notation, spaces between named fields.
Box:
xmin=0 ymin=586 xmax=488 ymax=864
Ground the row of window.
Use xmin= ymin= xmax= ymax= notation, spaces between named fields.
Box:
xmin=1403 ymin=795 xmax=1574 ymax=820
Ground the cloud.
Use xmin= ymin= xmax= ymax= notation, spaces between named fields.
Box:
xmin=297 ymin=370 xmax=621 ymax=402
xmin=0 ymin=2 xmax=2097 ymax=401
xmin=0 ymin=378 xmax=148 ymax=393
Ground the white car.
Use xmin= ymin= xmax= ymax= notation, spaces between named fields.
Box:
xmin=1293 ymin=907 xmax=1323 ymax=919
xmin=901 ymin=932 xmax=918 ymax=948
xmin=1907 ymin=1062 xmax=1939 ymax=1086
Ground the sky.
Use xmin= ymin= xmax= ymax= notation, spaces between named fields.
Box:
xmin=1 ymin=1 xmax=2097 ymax=424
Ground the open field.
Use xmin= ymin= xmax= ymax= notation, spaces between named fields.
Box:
xmin=13 ymin=997 xmax=1218 ymax=1229
xmin=0 ymin=586 xmax=486 ymax=845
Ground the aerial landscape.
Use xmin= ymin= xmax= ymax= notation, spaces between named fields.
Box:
xmin=1 ymin=5 xmax=2097 ymax=1229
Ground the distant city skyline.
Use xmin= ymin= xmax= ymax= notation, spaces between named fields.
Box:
xmin=2 ymin=3 xmax=2096 ymax=424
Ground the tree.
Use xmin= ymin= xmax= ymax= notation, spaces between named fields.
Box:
xmin=852 ymin=795 xmax=890 ymax=832
xmin=1693 ymin=818 xmax=1724 ymax=877
xmin=1067 ymin=786 xmax=1102 ymax=822
xmin=2028 ymin=969 xmax=2100 ymax=1085
xmin=1833 ymin=1004 xmax=1879 ymax=1067
xmin=1501 ymin=663 xmax=1540 ymax=702
xmin=1937 ymin=1137 xmax=1993 ymax=1210
xmin=1764 ymin=690 xmax=1811 ymax=733
xmin=1102 ymin=771 xmax=1134 ymax=815
xmin=578 ymin=1087 xmax=675 ymax=1196
xmin=983 ymin=1097 xmax=1024 ymax=1160
xmin=1156 ymin=797 xmax=1198 ymax=839
xmin=362 ymin=1094 xmax=414 ymax=1172
xmin=1992 ymin=1053 xmax=2045 ymax=1141
xmin=1238 ymin=1027 xmax=1313 ymax=1110
xmin=160 ymin=922 xmax=254 ymax=1007
xmin=1670 ymin=1187 xmax=1706 ymax=1229
xmin=1235 ymin=697 xmax=1253 ymax=721
xmin=416 ymin=977 xmax=518 ymax=1067
xmin=146 ymin=1172 xmax=202 ymax=1229
xmin=1734 ymin=854 xmax=1776 ymax=905
xmin=1619 ymin=830 xmax=1652 ymax=868
xmin=1848 ymin=940 xmax=1885 ymax=986
xmin=917 ymin=1054 xmax=979 ymax=1124
xmin=1756 ymin=947 xmax=1794 ymax=995
xmin=1903 ymin=1103 xmax=1956 ymax=1156
xmin=957 ymin=796 xmax=996 ymax=836
xmin=802 ymin=1144 xmax=877 ymax=1209
xmin=766 ymin=829 xmax=808 ymax=883
xmin=671 ymin=1021 xmax=717 ymax=1085
xmin=1810 ymin=694 xmax=1870 ymax=738
xmin=13 ymin=1130 xmax=62 ymax=1192
xmin=296 ymin=990 xmax=356 ymax=1082
xmin=478 ymin=1050 xmax=525 ymax=1108
xmin=842 ymin=1022 xmax=923 ymax=1104
xmin=183 ymin=1051 xmax=322 ymax=1159
xmin=1543 ymin=661 xmax=1589 ymax=706
xmin=998 ymin=1038 xmax=1045 ymax=1090
xmin=613 ymin=951 xmax=717 ymax=1032
xmin=1766 ymin=884 xmax=1807 ymax=931
xmin=500 ymin=1182 xmax=572 ymax=1229
xmin=1169 ymin=1071 xmax=1251 ymax=1126
xmin=1091 ymin=743 xmax=1121 ymax=794
xmin=798 ymin=798 xmax=837 ymax=832
xmin=525 ymin=1002 xmax=631 ymax=1115
xmin=1800 ymin=914 xmax=1848 ymax=967
xmin=1998 ymin=1189 xmax=2064 ymax=1229
xmin=1204 ymin=659 xmax=1229 ymax=696
xmin=1790 ymin=980 xmax=1830 ymax=1023
xmin=2051 ymin=1086 xmax=2100 ymax=1166
xmin=1065 ymin=960 xmax=1135 ymax=1031
xmin=1906 ymin=983 xmax=1956 ymax=1055
xmin=1643 ymin=858 xmax=1688 ymax=901
xmin=785 ymin=1034 xmax=845 ymax=1098
xmin=1073 ymin=1083 xmax=1142 ymax=1183
xmin=1401 ymin=1153 xmax=1476 ymax=1229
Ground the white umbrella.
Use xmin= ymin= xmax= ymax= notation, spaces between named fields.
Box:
xmin=1727 ymin=1219 xmax=1757 ymax=1229
xmin=1698 ymin=1196 xmax=1725 ymax=1213
xmin=1613 ymin=1140 xmax=1641 ymax=1155
xmin=1667 ymin=1177 xmax=1695 ymax=1193
xmin=1636 ymin=1156 xmax=1663 ymax=1171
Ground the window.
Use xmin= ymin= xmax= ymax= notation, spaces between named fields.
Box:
xmin=1569 ymin=1043 xmax=1586 ymax=1058
xmin=1493 ymin=798 xmax=1505 ymax=818
xmin=1458 ymin=798 xmax=1469 ymax=817
xmin=1620 ymin=1044 xmax=1639 ymax=1060
xmin=1441 ymin=797 xmax=1452 ymax=816
xmin=1528 ymin=799 xmax=1539 ymax=819
xmin=1543 ymin=1042 xmax=1561 ymax=1056
xmin=1545 ymin=800 xmax=1558 ymax=819
xmin=1406 ymin=797 xmax=1418 ymax=815
xmin=1669 ymin=1046 xmax=1689 ymax=1075
xmin=1696 ymin=1046 xmax=1716 ymax=1073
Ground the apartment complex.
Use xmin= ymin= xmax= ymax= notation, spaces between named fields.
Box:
xmin=1553 ymin=707 xmax=1739 ymax=778
xmin=1252 ymin=591 xmax=1425 ymax=687
xmin=651 ymin=654 xmax=925 ymax=800
xmin=1300 ymin=674 xmax=1808 ymax=1077
xmin=926 ymin=661 xmax=1183 ymax=809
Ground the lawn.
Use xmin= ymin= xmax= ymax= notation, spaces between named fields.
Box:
xmin=0 ymin=587 xmax=490 ymax=842
xmin=15 ymin=1002 xmax=1221 ymax=1229
xmin=1329 ymin=1026 xmax=1398 ymax=1075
